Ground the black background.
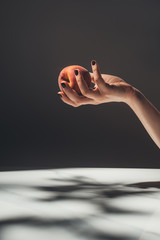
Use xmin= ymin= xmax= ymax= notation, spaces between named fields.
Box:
xmin=0 ymin=0 xmax=160 ymax=170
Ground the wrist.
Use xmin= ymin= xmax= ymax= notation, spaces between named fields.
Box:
xmin=123 ymin=86 xmax=141 ymax=107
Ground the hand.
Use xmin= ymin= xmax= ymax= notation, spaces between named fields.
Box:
xmin=57 ymin=60 xmax=135 ymax=107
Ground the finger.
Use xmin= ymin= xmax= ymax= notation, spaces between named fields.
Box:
xmin=74 ymin=69 xmax=97 ymax=98
xmin=57 ymin=92 xmax=78 ymax=107
xmin=60 ymin=81 xmax=81 ymax=103
xmin=89 ymin=72 xmax=96 ymax=89
xmin=89 ymin=72 xmax=94 ymax=82
xmin=91 ymin=60 xmax=107 ymax=93
xmin=58 ymin=91 xmax=95 ymax=107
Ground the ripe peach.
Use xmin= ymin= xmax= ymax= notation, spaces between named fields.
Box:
xmin=58 ymin=65 xmax=91 ymax=95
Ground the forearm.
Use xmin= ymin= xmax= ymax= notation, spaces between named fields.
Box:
xmin=124 ymin=88 xmax=160 ymax=148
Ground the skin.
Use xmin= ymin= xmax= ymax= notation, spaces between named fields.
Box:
xmin=57 ymin=60 xmax=160 ymax=148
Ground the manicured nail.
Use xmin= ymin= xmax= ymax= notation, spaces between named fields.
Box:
xmin=92 ymin=60 xmax=96 ymax=65
xmin=57 ymin=93 xmax=62 ymax=97
xmin=74 ymin=69 xmax=78 ymax=76
xmin=61 ymin=82 xmax=66 ymax=88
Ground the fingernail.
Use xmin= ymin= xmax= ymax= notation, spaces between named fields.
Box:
xmin=57 ymin=93 xmax=62 ymax=97
xmin=74 ymin=69 xmax=78 ymax=76
xmin=61 ymin=82 xmax=66 ymax=88
xmin=92 ymin=60 xmax=96 ymax=65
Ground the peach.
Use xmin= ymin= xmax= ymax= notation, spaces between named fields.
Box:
xmin=58 ymin=65 xmax=91 ymax=95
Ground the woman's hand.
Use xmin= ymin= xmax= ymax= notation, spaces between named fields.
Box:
xmin=57 ymin=60 xmax=135 ymax=107
xmin=57 ymin=60 xmax=160 ymax=147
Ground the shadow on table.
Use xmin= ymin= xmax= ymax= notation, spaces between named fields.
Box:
xmin=0 ymin=177 xmax=160 ymax=240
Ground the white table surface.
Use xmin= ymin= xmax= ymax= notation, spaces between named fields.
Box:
xmin=0 ymin=168 xmax=160 ymax=240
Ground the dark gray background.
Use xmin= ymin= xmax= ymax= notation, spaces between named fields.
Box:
xmin=0 ymin=0 xmax=160 ymax=170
